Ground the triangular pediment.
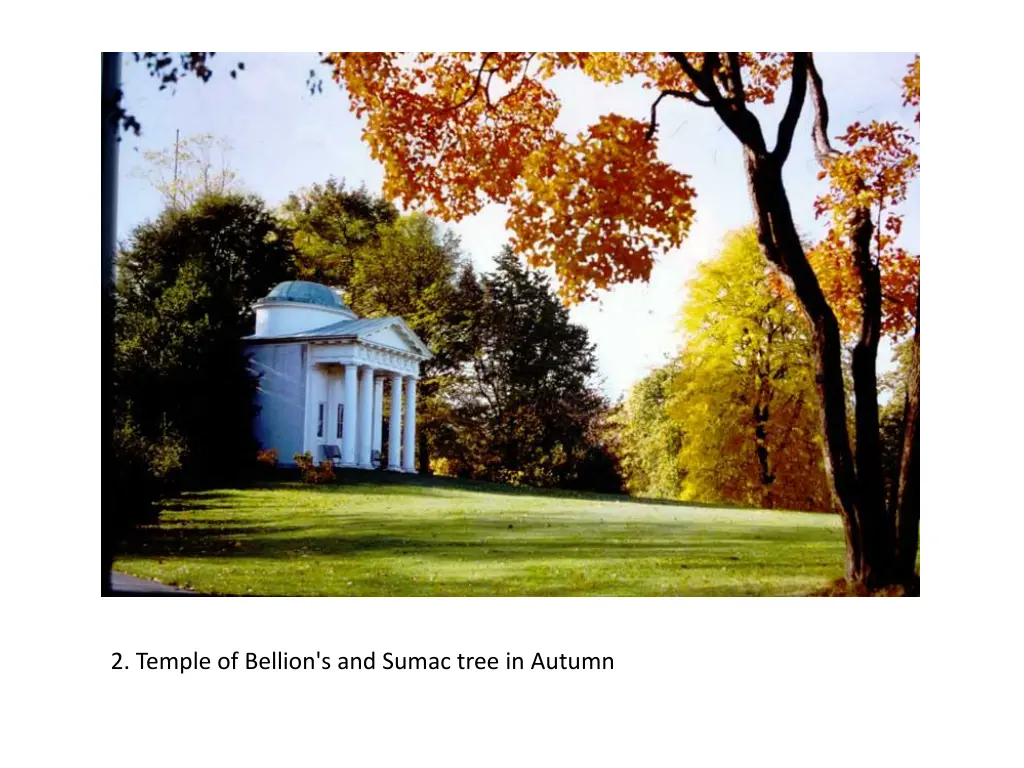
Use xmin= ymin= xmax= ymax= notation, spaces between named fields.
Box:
xmin=359 ymin=318 xmax=432 ymax=359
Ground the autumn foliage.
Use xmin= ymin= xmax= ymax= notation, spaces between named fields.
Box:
xmin=810 ymin=59 xmax=920 ymax=339
xmin=670 ymin=228 xmax=831 ymax=511
xmin=323 ymin=52 xmax=696 ymax=301
xmin=294 ymin=452 xmax=336 ymax=484
xmin=324 ymin=52 xmax=920 ymax=590
xmin=325 ymin=52 xmax=917 ymax=318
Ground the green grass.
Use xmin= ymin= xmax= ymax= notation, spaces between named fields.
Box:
xmin=114 ymin=476 xmax=846 ymax=596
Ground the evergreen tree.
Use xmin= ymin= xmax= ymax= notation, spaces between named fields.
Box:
xmin=448 ymin=247 xmax=620 ymax=490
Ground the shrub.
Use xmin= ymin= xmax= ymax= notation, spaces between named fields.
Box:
xmin=315 ymin=460 xmax=336 ymax=483
xmin=294 ymin=452 xmax=335 ymax=484
xmin=257 ymin=448 xmax=279 ymax=467
xmin=253 ymin=447 xmax=280 ymax=481
xmin=112 ymin=415 xmax=186 ymax=528
xmin=430 ymin=456 xmax=457 ymax=477
xmin=294 ymin=451 xmax=314 ymax=475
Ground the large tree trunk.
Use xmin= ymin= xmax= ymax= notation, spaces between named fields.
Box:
xmin=744 ymin=151 xmax=869 ymax=582
xmin=848 ymin=206 xmax=891 ymax=587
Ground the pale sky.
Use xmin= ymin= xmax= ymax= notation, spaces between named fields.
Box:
xmin=115 ymin=52 xmax=919 ymax=400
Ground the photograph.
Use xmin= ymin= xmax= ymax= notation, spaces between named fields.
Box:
xmin=102 ymin=52 xmax=920 ymax=597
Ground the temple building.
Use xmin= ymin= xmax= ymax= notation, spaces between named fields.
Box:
xmin=243 ymin=281 xmax=432 ymax=471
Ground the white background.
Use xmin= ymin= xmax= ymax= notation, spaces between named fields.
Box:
xmin=3 ymin=3 xmax=1024 ymax=765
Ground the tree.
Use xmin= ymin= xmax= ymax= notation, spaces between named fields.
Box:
xmin=445 ymin=247 xmax=620 ymax=491
xmin=321 ymin=52 xmax=920 ymax=591
xmin=613 ymin=363 xmax=685 ymax=499
xmin=668 ymin=227 xmax=831 ymax=511
xmin=114 ymin=194 xmax=295 ymax=507
xmin=133 ymin=132 xmax=241 ymax=209
xmin=280 ymin=178 xmax=399 ymax=296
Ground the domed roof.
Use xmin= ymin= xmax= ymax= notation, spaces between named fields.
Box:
xmin=262 ymin=281 xmax=347 ymax=310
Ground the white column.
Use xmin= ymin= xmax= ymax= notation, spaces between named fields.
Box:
xmin=341 ymin=363 xmax=358 ymax=466
xmin=372 ymin=377 xmax=384 ymax=462
xmin=388 ymin=374 xmax=403 ymax=471
xmin=402 ymin=377 xmax=417 ymax=473
xmin=357 ymin=365 xmax=375 ymax=468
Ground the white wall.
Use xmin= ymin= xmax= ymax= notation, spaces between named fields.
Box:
xmin=247 ymin=343 xmax=307 ymax=465
xmin=253 ymin=302 xmax=355 ymax=338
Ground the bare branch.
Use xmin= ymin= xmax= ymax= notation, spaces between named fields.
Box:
xmin=669 ymin=53 xmax=712 ymax=96
xmin=773 ymin=53 xmax=809 ymax=164
xmin=646 ymin=89 xmax=712 ymax=140
xmin=447 ymin=53 xmax=496 ymax=112
xmin=807 ymin=53 xmax=837 ymax=163
xmin=484 ymin=66 xmax=497 ymax=110
xmin=725 ymin=53 xmax=747 ymax=102
xmin=520 ymin=52 xmax=536 ymax=82
xmin=669 ymin=52 xmax=766 ymax=153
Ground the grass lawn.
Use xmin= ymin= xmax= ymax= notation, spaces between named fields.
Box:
xmin=114 ymin=475 xmax=846 ymax=596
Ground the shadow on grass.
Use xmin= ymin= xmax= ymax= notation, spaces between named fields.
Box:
xmin=120 ymin=509 xmax=841 ymax=570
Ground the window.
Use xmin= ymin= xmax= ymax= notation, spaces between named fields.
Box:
xmin=317 ymin=402 xmax=325 ymax=438
xmin=337 ymin=404 xmax=344 ymax=439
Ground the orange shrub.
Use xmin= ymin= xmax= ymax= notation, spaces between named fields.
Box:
xmin=294 ymin=452 xmax=335 ymax=484
xmin=257 ymin=448 xmax=279 ymax=468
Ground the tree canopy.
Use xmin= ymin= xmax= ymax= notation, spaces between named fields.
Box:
xmin=281 ymin=178 xmax=400 ymax=294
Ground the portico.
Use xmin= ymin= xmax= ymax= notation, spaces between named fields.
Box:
xmin=244 ymin=281 xmax=432 ymax=471
xmin=305 ymin=350 xmax=421 ymax=471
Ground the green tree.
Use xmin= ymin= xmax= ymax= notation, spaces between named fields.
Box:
xmin=668 ymin=228 xmax=831 ymax=511
xmin=614 ymin=363 xmax=686 ymax=499
xmin=446 ymin=247 xmax=620 ymax=491
xmin=280 ymin=178 xmax=399 ymax=299
xmin=114 ymin=194 xmax=296 ymax=522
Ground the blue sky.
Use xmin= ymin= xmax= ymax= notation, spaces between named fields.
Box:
xmin=116 ymin=52 xmax=919 ymax=399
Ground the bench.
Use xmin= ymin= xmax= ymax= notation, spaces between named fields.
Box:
xmin=320 ymin=444 xmax=342 ymax=466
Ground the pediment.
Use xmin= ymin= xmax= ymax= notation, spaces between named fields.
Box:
xmin=361 ymin=319 xmax=432 ymax=359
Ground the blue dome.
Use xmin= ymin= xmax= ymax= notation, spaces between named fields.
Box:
xmin=263 ymin=281 xmax=347 ymax=310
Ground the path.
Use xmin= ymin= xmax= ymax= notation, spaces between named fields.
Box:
xmin=110 ymin=572 xmax=196 ymax=596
